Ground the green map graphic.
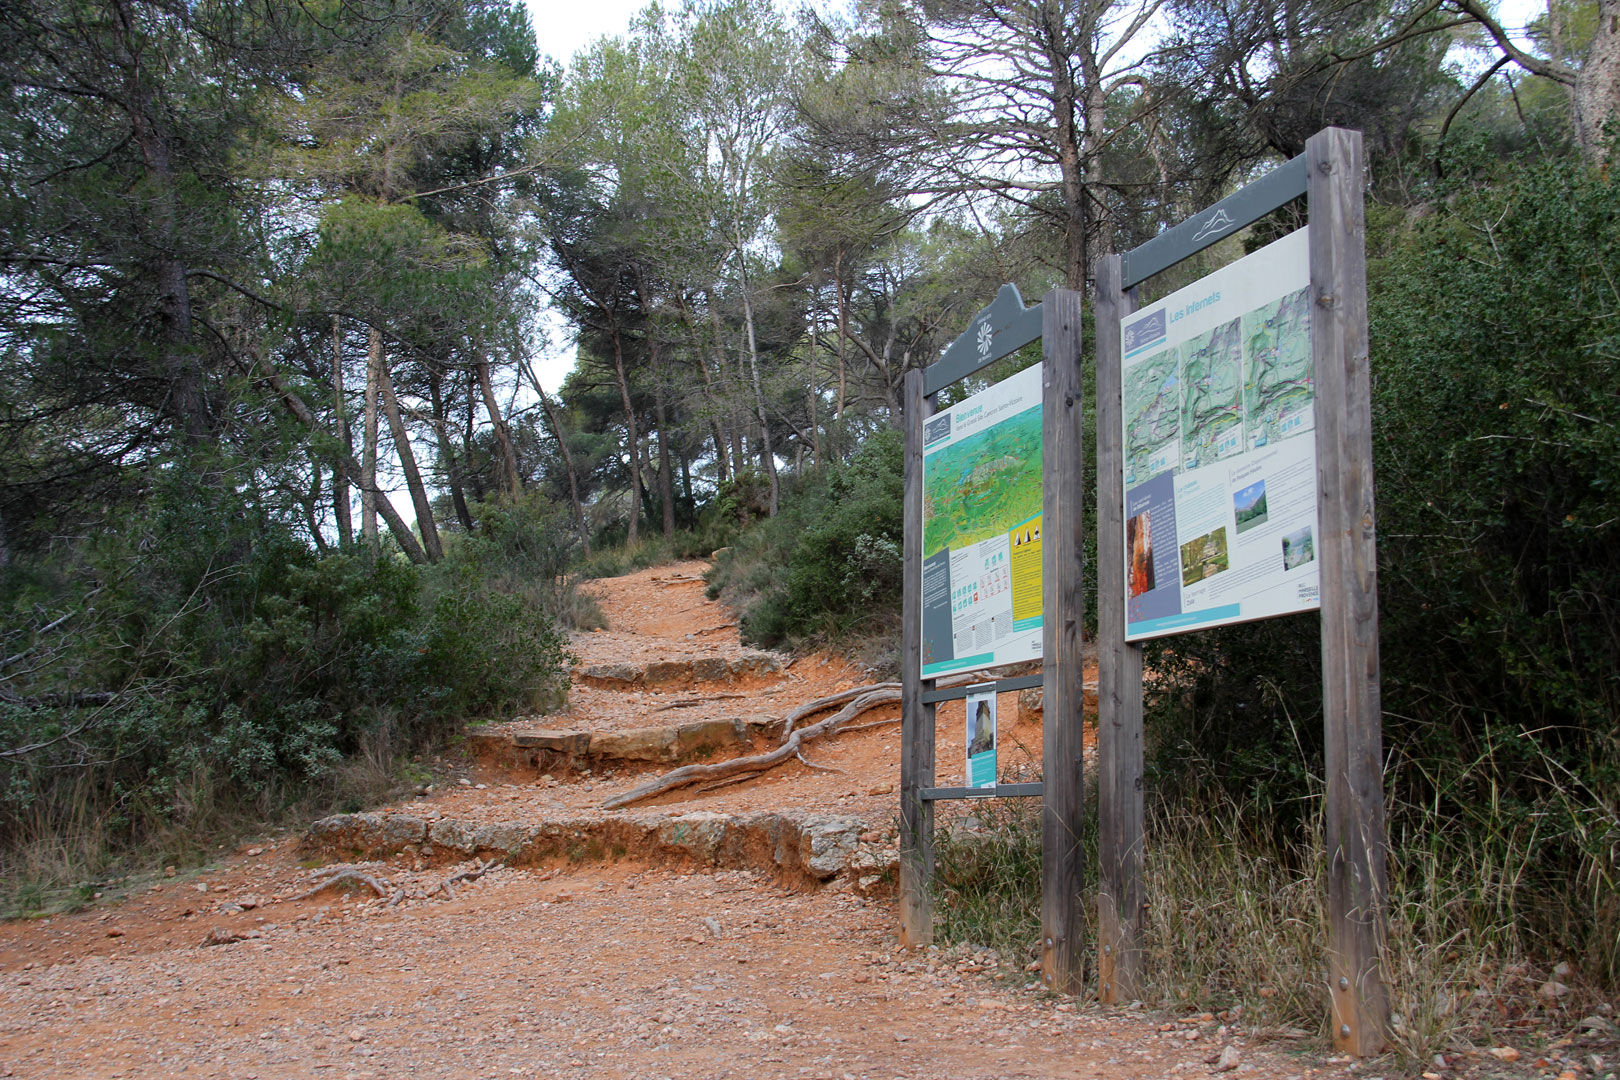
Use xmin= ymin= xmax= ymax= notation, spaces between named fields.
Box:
xmin=1180 ymin=318 xmax=1245 ymax=470
xmin=923 ymin=403 xmax=1042 ymax=560
xmin=1243 ymin=286 xmax=1313 ymax=448
xmin=1123 ymin=348 xmax=1180 ymax=485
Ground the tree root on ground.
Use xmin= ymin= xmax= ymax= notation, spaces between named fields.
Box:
xmin=601 ymin=668 xmax=1003 ymax=810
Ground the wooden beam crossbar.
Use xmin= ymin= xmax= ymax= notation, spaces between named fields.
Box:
xmin=920 ymin=674 xmax=1043 ymax=704
xmin=922 ymin=783 xmax=1044 ymax=801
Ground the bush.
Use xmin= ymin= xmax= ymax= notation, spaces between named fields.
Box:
xmin=1145 ymin=153 xmax=1620 ymax=985
xmin=708 ymin=429 xmax=905 ymax=650
xmin=0 ymin=473 xmax=574 ymax=907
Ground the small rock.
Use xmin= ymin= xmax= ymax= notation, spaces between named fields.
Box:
xmin=105 ymin=927 xmax=124 ymax=938
xmin=200 ymin=927 xmax=245 ymax=947
xmin=193 ymin=882 xmax=209 ymax=893
xmin=1488 ymin=1047 xmax=1521 ymax=1062
xmin=1213 ymin=1045 xmax=1241 ymax=1072
xmin=1540 ymin=980 xmax=1570 ymax=1001
xmin=347 ymin=1027 xmax=366 ymax=1042
xmin=247 ymin=847 xmax=262 ymax=857
xmin=866 ymin=783 xmax=895 ymax=796
xmin=701 ymin=916 xmax=722 ymax=939
xmin=164 ymin=866 xmax=176 ymax=877
xmin=1553 ymin=960 xmax=1575 ymax=978
xmin=457 ymin=778 xmax=472 ymax=787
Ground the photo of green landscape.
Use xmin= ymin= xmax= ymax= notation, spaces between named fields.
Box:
xmin=923 ymin=403 xmax=1043 ymax=560
xmin=1180 ymin=526 xmax=1230 ymax=585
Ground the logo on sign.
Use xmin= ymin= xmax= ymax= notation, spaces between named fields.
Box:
xmin=1192 ymin=208 xmax=1237 ymax=243
xmin=924 ymin=414 xmax=952 ymax=446
xmin=975 ymin=320 xmax=993 ymax=358
xmin=1123 ymin=309 xmax=1166 ymax=355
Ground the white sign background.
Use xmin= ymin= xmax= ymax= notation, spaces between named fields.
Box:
xmin=1119 ymin=227 xmax=1321 ymax=641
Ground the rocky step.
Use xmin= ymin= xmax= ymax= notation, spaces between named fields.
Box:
xmin=301 ymin=807 xmax=897 ymax=894
xmin=469 ymin=714 xmax=786 ymax=772
xmin=574 ymin=653 xmax=785 ymax=689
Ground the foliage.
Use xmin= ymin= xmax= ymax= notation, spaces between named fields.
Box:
xmin=0 ymin=466 xmax=571 ymax=900
xmin=708 ymin=428 xmax=904 ymax=649
xmin=1144 ymin=153 xmax=1620 ymax=983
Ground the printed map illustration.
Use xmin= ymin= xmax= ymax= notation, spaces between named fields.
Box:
xmin=1180 ymin=318 xmax=1245 ymax=470
xmin=923 ymin=403 xmax=1042 ymax=560
xmin=1123 ymin=348 xmax=1180 ymax=485
xmin=1242 ymin=287 xmax=1313 ymax=447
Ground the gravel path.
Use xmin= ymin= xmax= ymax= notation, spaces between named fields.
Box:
xmin=0 ymin=562 xmax=1365 ymax=1080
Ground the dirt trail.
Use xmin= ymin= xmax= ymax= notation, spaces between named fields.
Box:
xmin=0 ymin=562 xmax=1361 ymax=1080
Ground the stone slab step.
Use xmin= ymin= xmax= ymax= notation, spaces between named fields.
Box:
xmin=575 ymin=653 xmax=784 ymax=689
xmin=300 ymin=807 xmax=898 ymax=894
xmin=468 ymin=715 xmax=787 ymax=772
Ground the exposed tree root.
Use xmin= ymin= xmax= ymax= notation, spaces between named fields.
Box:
xmin=284 ymin=868 xmax=388 ymax=902
xmin=600 ymin=668 xmax=1004 ymax=810
xmin=602 ymin=686 xmax=900 ymax=808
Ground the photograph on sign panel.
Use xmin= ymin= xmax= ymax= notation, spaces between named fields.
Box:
xmin=965 ymin=691 xmax=997 ymax=788
xmin=1282 ymin=526 xmax=1316 ymax=570
xmin=1233 ymin=478 xmax=1269 ymax=534
xmin=1127 ymin=510 xmax=1155 ymax=597
xmin=1179 ymin=526 xmax=1229 ymax=586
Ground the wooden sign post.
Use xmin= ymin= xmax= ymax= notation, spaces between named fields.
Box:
xmin=1093 ymin=126 xmax=1389 ymax=1053
xmin=898 ymin=284 xmax=1088 ymax=996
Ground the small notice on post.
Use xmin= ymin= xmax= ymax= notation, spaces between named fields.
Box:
xmin=920 ymin=363 xmax=1044 ymax=677
xmin=965 ymin=689 xmax=997 ymax=788
xmin=1119 ymin=227 xmax=1320 ymax=641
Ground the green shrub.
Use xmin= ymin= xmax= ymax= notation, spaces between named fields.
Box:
xmin=1145 ymin=153 xmax=1620 ymax=985
xmin=0 ymin=471 xmax=574 ymax=902
xmin=709 ymin=429 xmax=905 ymax=649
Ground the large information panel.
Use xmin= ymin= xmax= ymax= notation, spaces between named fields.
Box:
xmin=1120 ymin=227 xmax=1320 ymax=641
xmin=920 ymin=363 xmax=1043 ymax=677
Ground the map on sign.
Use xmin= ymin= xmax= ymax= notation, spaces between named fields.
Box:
xmin=1123 ymin=348 xmax=1180 ymax=486
xmin=1243 ymin=286 xmax=1314 ymax=448
xmin=920 ymin=363 xmax=1044 ymax=678
xmin=1180 ymin=318 xmax=1245 ymax=470
xmin=922 ymin=404 xmax=1043 ymax=561
xmin=1116 ymin=226 xmax=1320 ymax=642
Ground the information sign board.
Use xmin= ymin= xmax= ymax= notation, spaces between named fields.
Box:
xmin=1120 ymin=227 xmax=1320 ymax=640
xmin=920 ymin=363 xmax=1044 ymax=677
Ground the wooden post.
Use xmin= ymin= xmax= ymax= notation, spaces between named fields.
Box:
xmin=1308 ymin=125 xmax=1390 ymax=1057
xmin=899 ymin=366 xmax=937 ymax=948
xmin=1040 ymin=289 xmax=1087 ymax=994
xmin=1093 ymin=256 xmax=1146 ymax=1004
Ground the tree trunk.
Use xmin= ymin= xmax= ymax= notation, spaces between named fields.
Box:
xmin=427 ymin=367 xmax=474 ymax=533
xmin=521 ymin=356 xmax=591 ymax=556
xmin=247 ymin=357 xmax=427 ymax=563
xmin=1576 ymin=0 xmax=1620 ymax=157
xmin=653 ymin=350 xmax=677 ymax=539
xmin=675 ymin=293 xmax=730 ymax=484
xmin=736 ymin=257 xmax=780 ymax=515
xmin=331 ymin=316 xmax=353 ymax=546
xmin=0 ymin=504 xmax=10 ymax=570
xmin=305 ymin=463 xmax=330 ymax=553
xmin=608 ymin=324 xmax=642 ymax=546
xmin=375 ymin=349 xmax=443 ymax=562
xmin=833 ymin=248 xmax=849 ymax=460
xmin=476 ymin=358 xmax=523 ymax=497
xmin=115 ymin=11 xmax=207 ymax=444
xmin=807 ymin=309 xmax=822 ymax=471
xmin=362 ymin=327 xmax=381 ymax=548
